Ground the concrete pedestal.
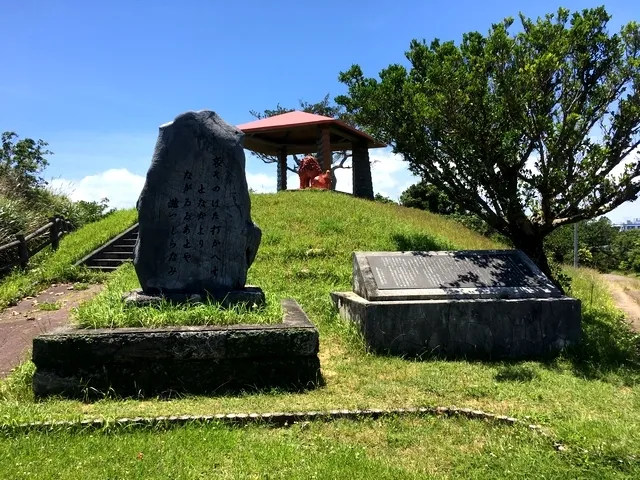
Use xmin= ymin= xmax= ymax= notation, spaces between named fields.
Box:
xmin=330 ymin=291 xmax=581 ymax=360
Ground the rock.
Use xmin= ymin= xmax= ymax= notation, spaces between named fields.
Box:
xmin=134 ymin=110 xmax=262 ymax=295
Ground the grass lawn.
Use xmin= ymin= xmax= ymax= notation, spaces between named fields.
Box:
xmin=3 ymin=416 xmax=634 ymax=479
xmin=73 ymin=262 xmax=283 ymax=328
xmin=0 ymin=208 xmax=138 ymax=309
xmin=1 ymin=191 xmax=639 ymax=477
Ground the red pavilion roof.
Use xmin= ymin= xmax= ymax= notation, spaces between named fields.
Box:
xmin=237 ymin=111 xmax=385 ymax=155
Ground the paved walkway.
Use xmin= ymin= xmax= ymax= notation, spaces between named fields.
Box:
xmin=0 ymin=283 xmax=102 ymax=378
xmin=602 ymin=274 xmax=640 ymax=333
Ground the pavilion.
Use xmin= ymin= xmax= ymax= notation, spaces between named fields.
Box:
xmin=236 ymin=111 xmax=386 ymax=198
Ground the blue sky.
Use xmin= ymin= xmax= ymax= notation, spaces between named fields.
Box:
xmin=2 ymin=0 xmax=638 ymax=223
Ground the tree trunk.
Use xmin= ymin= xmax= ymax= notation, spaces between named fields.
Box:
xmin=511 ymin=233 xmax=564 ymax=294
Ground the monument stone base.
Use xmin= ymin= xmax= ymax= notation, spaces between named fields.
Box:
xmin=331 ymin=250 xmax=582 ymax=360
xmin=331 ymin=291 xmax=581 ymax=360
xmin=122 ymin=286 xmax=266 ymax=309
xmin=32 ymin=299 xmax=321 ymax=399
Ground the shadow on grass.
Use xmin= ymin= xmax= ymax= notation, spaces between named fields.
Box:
xmin=391 ymin=232 xmax=452 ymax=252
xmin=74 ymin=378 xmax=328 ymax=404
xmin=494 ymin=364 xmax=539 ymax=382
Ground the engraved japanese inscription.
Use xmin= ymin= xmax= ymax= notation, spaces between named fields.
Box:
xmin=366 ymin=252 xmax=543 ymax=290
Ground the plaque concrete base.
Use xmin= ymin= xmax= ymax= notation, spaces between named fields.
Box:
xmin=122 ymin=286 xmax=266 ymax=309
xmin=330 ymin=292 xmax=581 ymax=360
xmin=32 ymin=299 xmax=321 ymax=399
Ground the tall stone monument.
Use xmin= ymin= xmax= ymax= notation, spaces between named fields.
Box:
xmin=30 ymin=110 xmax=325 ymax=400
xmin=130 ymin=110 xmax=263 ymax=305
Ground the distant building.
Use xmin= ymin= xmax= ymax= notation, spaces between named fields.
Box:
xmin=614 ymin=218 xmax=640 ymax=231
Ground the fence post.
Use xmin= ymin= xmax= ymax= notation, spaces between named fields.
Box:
xmin=16 ymin=234 xmax=29 ymax=270
xmin=49 ymin=216 xmax=60 ymax=250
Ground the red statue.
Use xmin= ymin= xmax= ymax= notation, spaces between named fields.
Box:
xmin=310 ymin=170 xmax=332 ymax=190
xmin=297 ymin=156 xmax=322 ymax=188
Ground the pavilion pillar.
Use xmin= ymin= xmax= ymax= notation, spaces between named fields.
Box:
xmin=352 ymin=140 xmax=374 ymax=199
xmin=316 ymin=127 xmax=332 ymax=172
xmin=277 ymin=148 xmax=287 ymax=191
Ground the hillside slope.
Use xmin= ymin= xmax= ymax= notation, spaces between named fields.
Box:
xmin=248 ymin=190 xmax=504 ymax=305
xmin=250 ymin=190 xmax=501 ymax=255
xmin=74 ymin=190 xmax=505 ymax=328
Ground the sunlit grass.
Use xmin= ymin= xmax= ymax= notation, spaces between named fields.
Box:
xmin=74 ymin=263 xmax=282 ymax=328
xmin=8 ymin=416 xmax=628 ymax=480
xmin=1 ymin=191 xmax=639 ymax=477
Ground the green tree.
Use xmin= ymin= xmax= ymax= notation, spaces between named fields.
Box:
xmin=249 ymin=94 xmax=360 ymax=190
xmin=0 ymin=131 xmax=52 ymax=196
xmin=373 ymin=193 xmax=397 ymax=204
xmin=399 ymin=181 xmax=461 ymax=215
xmin=336 ymin=7 xmax=640 ymax=289
xmin=545 ymin=216 xmax=620 ymax=270
xmin=612 ymin=229 xmax=640 ymax=272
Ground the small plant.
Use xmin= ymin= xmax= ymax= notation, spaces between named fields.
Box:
xmin=38 ymin=301 xmax=61 ymax=311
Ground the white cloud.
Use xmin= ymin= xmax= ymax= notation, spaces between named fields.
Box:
xmin=370 ymin=150 xmax=420 ymax=199
xmin=48 ymin=168 xmax=145 ymax=210
xmin=334 ymin=168 xmax=352 ymax=194
xmin=48 ymin=146 xmax=634 ymax=225
xmin=287 ymin=174 xmax=300 ymax=189
xmin=246 ymin=173 xmax=277 ymax=193
xmin=333 ymin=149 xmax=419 ymax=199
xmin=606 ymin=198 xmax=640 ymax=224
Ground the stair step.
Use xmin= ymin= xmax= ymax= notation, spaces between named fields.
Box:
xmin=86 ymin=265 xmax=120 ymax=271
xmin=110 ymin=245 xmax=136 ymax=252
xmin=85 ymin=258 xmax=132 ymax=267
xmin=96 ymin=251 xmax=134 ymax=260
xmin=119 ymin=239 xmax=137 ymax=245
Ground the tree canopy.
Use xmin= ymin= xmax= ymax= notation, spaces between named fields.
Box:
xmin=0 ymin=131 xmax=51 ymax=196
xmin=399 ymin=181 xmax=462 ymax=215
xmin=336 ymin=6 xmax=640 ymax=287
xmin=0 ymin=132 xmax=113 ymax=246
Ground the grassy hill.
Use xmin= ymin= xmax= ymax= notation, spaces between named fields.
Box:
xmin=1 ymin=190 xmax=639 ymax=478
xmin=75 ymin=190 xmax=500 ymax=328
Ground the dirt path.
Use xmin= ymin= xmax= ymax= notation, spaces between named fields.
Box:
xmin=601 ymin=274 xmax=640 ymax=333
xmin=0 ymin=283 xmax=102 ymax=378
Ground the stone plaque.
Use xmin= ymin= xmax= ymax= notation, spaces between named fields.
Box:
xmin=134 ymin=110 xmax=261 ymax=295
xmin=367 ymin=252 xmax=538 ymax=290
xmin=352 ymin=250 xmax=561 ymax=301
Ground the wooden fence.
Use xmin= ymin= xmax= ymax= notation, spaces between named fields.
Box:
xmin=0 ymin=216 xmax=73 ymax=273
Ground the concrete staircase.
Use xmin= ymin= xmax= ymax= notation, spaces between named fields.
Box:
xmin=75 ymin=223 xmax=139 ymax=272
